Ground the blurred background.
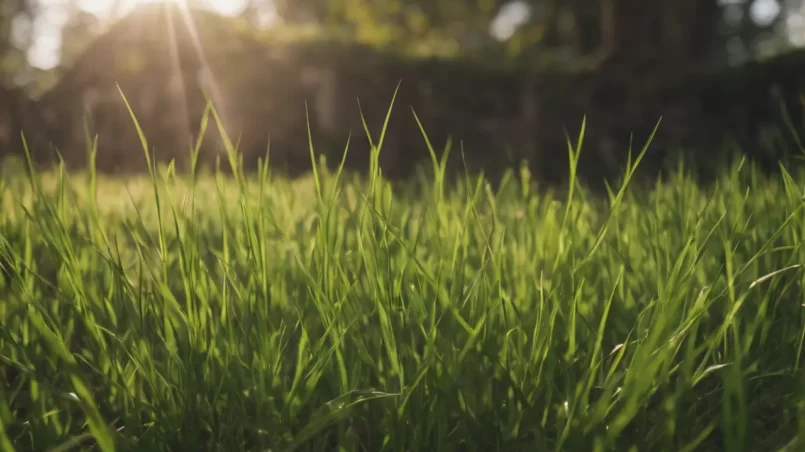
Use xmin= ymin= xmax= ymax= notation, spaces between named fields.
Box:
xmin=1 ymin=0 xmax=805 ymax=186
xmin=3 ymin=0 xmax=805 ymax=90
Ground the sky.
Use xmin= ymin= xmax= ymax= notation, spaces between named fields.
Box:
xmin=20 ymin=0 xmax=803 ymax=70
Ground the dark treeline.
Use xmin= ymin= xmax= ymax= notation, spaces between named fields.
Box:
xmin=0 ymin=0 xmax=803 ymax=188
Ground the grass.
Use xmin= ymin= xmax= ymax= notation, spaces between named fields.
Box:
xmin=1 ymin=95 xmax=805 ymax=451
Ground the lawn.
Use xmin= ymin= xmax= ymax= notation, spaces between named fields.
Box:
xmin=1 ymin=116 xmax=804 ymax=451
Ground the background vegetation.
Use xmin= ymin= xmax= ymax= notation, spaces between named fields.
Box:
xmin=0 ymin=0 xmax=804 ymax=187
xmin=3 ymin=0 xmax=805 ymax=86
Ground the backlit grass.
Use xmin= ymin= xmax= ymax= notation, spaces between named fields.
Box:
xmin=1 ymin=101 xmax=805 ymax=451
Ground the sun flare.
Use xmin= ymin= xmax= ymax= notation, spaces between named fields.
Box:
xmin=76 ymin=0 xmax=250 ymax=19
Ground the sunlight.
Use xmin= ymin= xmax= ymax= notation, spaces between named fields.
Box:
xmin=76 ymin=0 xmax=250 ymax=19
xmin=70 ymin=0 xmax=232 ymax=155
xmin=29 ymin=0 xmax=260 ymax=70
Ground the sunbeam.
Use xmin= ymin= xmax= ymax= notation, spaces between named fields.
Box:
xmin=77 ymin=0 xmax=250 ymax=18
xmin=79 ymin=0 xmax=236 ymax=157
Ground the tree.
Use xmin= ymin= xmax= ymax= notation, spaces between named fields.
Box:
xmin=268 ymin=0 xmax=726 ymax=70
xmin=271 ymin=0 xmax=509 ymax=55
xmin=0 ymin=0 xmax=37 ymax=83
xmin=596 ymin=0 xmax=721 ymax=69
xmin=60 ymin=4 xmax=103 ymax=69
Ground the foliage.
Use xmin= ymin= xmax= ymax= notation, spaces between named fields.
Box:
xmin=270 ymin=0 xmax=798 ymax=65
xmin=0 ymin=0 xmax=36 ymax=81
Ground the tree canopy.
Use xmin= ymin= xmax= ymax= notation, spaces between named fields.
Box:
xmin=0 ymin=0 xmax=802 ymax=91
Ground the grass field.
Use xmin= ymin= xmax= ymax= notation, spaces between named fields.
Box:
xmin=1 ymin=112 xmax=805 ymax=451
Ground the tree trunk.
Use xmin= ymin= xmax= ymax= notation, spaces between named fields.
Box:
xmin=600 ymin=0 xmax=721 ymax=69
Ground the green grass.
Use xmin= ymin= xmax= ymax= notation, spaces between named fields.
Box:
xmin=1 ymin=98 xmax=805 ymax=451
